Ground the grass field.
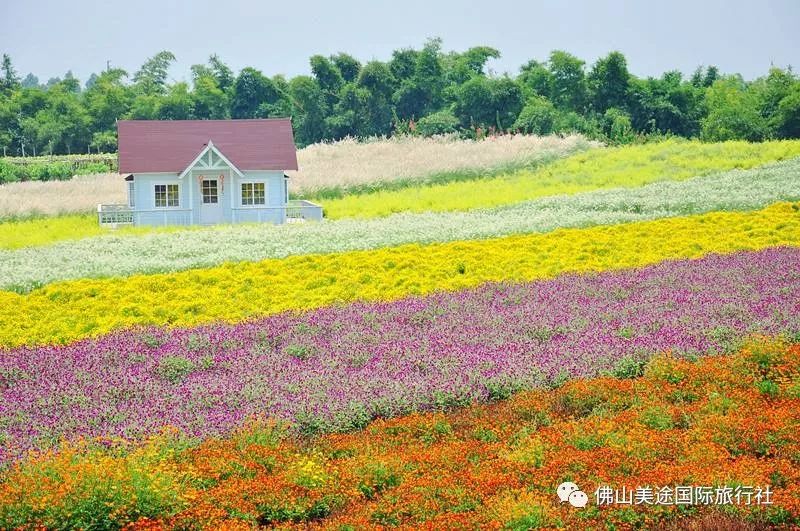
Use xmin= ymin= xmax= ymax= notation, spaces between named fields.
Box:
xmin=2 ymin=137 xmax=800 ymax=529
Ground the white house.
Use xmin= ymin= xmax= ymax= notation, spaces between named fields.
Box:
xmin=99 ymin=118 xmax=321 ymax=227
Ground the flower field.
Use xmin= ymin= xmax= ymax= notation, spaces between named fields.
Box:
xmin=2 ymin=338 xmax=798 ymax=528
xmin=1 ymin=139 xmax=800 ymax=529
xmin=2 ymin=157 xmax=800 ymax=286
xmin=2 ymin=246 xmax=799 ymax=464
xmin=319 ymin=138 xmax=800 ymax=218
xmin=2 ymin=202 xmax=799 ymax=347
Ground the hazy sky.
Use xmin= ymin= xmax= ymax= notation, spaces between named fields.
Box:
xmin=1 ymin=0 xmax=798 ymax=85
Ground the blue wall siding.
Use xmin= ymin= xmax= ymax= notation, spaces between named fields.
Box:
xmin=130 ymin=170 xmax=287 ymax=227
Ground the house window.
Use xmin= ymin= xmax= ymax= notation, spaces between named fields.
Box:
xmin=128 ymin=181 xmax=135 ymax=208
xmin=154 ymin=184 xmax=179 ymax=208
xmin=241 ymin=182 xmax=266 ymax=206
xmin=202 ymin=179 xmax=218 ymax=204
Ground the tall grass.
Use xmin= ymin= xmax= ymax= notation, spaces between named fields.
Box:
xmin=319 ymin=138 xmax=800 ymax=219
xmin=0 ymin=134 xmax=591 ymax=219
xmin=288 ymin=133 xmax=592 ymax=197
xmin=0 ymin=173 xmax=125 ymax=218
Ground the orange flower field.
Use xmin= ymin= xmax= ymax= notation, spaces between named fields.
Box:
xmin=3 ymin=337 xmax=798 ymax=529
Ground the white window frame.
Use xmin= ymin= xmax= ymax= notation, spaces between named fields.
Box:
xmin=201 ymin=178 xmax=220 ymax=205
xmin=127 ymin=181 xmax=135 ymax=208
xmin=240 ymin=181 xmax=267 ymax=207
xmin=153 ymin=182 xmax=180 ymax=209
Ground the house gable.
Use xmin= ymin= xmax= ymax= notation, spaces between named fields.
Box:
xmin=178 ymin=141 xmax=245 ymax=179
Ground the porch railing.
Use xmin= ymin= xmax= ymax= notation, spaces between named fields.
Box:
xmin=285 ymin=199 xmax=324 ymax=221
xmin=98 ymin=200 xmax=324 ymax=227
xmin=97 ymin=204 xmax=134 ymax=227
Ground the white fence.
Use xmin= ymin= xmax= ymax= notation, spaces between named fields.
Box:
xmin=97 ymin=204 xmax=134 ymax=227
xmin=98 ymin=200 xmax=323 ymax=227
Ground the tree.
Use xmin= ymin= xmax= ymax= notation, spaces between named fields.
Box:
xmin=513 ymin=96 xmax=557 ymax=134
xmin=491 ymin=77 xmax=524 ymax=130
xmin=701 ymin=76 xmax=769 ymax=141
xmin=445 ymin=46 xmax=500 ymax=85
xmin=454 ymin=76 xmax=523 ymax=130
xmin=394 ymin=39 xmax=445 ymax=120
xmin=208 ymin=54 xmax=234 ymax=92
xmin=628 ymin=72 xmax=703 ymax=136
xmin=133 ymin=51 xmax=176 ymax=95
xmin=357 ymin=61 xmax=395 ymax=136
xmin=753 ymin=67 xmax=796 ymax=134
xmin=326 ymin=83 xmax=370 ymax=138
xmin=158 ymin=82 xmax=194 ymax=120
xmin=230 ymin=67 xmax=280 ymax=119
xmin=518 ymin=59 xmax=552 ymax=98
xmin=310 ymin=55 xmax=344 ymax=108
xmin=289 ymin=75 xmax=327 ymax=146
xmin=775 ymin=82 xmax=800 ymax=138
xmin=548 ymin=50 xmax=587 ymax=112
xmin=21 ymin=73 xmax=39 ymax=89
xmin=388 ymin=48 xmax=419 ymax=82
xmin=453 ymin=76 xmax=494 ymax=127
xmin=588 ymin=51 xmax=631 ymax=114
xmin=84 ymin=68 xmax=132 ymax=135
xmin=1 ymin=54 xmax=20 ymax=93
xmin=192 ymin=75 xmax=229 ymax=119
xmin=330 ymin=53 xmax=361 ymax=83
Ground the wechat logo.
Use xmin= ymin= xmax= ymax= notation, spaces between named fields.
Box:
xmin=557 ymin=482 xmax=589 ymax=508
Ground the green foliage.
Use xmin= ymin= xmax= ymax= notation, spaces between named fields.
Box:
xmin=611 ymin=356 xmax=646 ymax=379
xmin=513 ymin=96 xmax=557 ymax=134
xmin=639 ymin=406 xmax=675 ymax=430
xmin=603 ymin=108 xmax=636 ymax=144
xmin=1 ymin=45 xmax=799 ymax=159
xmin=0 ymin=153 xmax=116 ymax=184
xmin=155 ymin=355 xmax=196 ymax=383
xmin=416 ymin=109 xmax=460 ymax=137
xmin=702 ymin=77 xmax=770 ymax=141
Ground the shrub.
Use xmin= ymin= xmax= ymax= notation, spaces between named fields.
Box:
xmin=416 ymin=110 xmax=460 ymax=137
xmin=155 ymin=355 xmax=195 ymax=383
xmin=639 ymin=406 xmax=675 ymax=430
xmin=513 ymin=96 xmax=557 ymax=135
xmin=611 ymin=356 xmax=646 ymax=379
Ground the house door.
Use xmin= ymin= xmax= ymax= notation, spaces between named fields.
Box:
xmin=199 ymin=178 xmax=222 ymax=224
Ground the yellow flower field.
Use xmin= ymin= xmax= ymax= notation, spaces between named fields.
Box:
xmin=321 ymin=139 xmax=800 ymax=219
xmin=0 ymin=213 xmax=194 ymax=250
xmin=1 ymin=202 xmax=798 ymax=348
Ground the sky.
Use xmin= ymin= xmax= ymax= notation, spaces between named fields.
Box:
xmin=1 ymin=0 xmax=798 ymax=86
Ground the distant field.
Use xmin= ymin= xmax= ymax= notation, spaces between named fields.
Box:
xmin=287 ymin=133 xmax=592 ymax=197
xmin=3 ymin=159 xmax=799 ymax=286
xmin=320 ymin=139 xmax=800 ymax=218
xmin=0 ymin=134 xmax=591 ymax=220
xmin=4 ymin=138 xmax=799 ymax=248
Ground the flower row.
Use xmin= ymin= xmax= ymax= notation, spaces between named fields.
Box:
xmin=1 ymin=202 xmax=799 ymax=348
xmin=2 ymin=246 xmax=799 ymax=463
xmin=320 ymin=138 xmax=800 ymax=218
xmin=2 ymin=338 xmax=798 ymax=528
xmin=2 ymin=158 xmax=800 ymax=291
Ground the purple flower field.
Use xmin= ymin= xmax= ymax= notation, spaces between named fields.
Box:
xmin=2 ymin=247 xmax=799 ymax=463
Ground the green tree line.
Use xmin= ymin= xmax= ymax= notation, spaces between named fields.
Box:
xmin=1 ymin=39 xmax=799 ymax=155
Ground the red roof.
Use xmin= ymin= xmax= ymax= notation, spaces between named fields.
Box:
xmin=117 ymin=119 xmax=298 ymax=173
